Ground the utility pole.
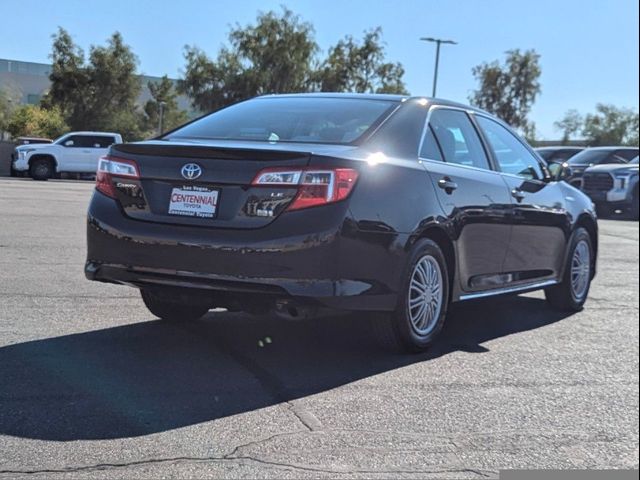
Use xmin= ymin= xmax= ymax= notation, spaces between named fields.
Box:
xmin=420 ymin=37 xmax=457 ymax=97
xmin=158 ymin=101 xmax=166 ymax=135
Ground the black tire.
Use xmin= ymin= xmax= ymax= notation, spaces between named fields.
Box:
xmin=545 ymin=227 xmax=593 ymax=311
xmin=631 ymin=189 xmax=639 ymax=221
xmin=373 ymin=238 xmax=450 ymax=353
xmin=141 ymin=289 xmax=210 ymax=322
xmin=29 ymin=158 xmax=54 ymax=181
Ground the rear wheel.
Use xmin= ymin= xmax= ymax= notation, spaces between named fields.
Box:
xmin=545 ymin=227 xmax=593 ymax=311
xmin=29 ymin=158 xmax=54 ymax=181
xmin=141 ymin=289 xmax=210 ymax=322
xmin=373 ymin=239 xmax=449 ymax=353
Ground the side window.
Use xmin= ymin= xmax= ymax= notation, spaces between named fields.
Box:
xmin=89 ymin=136 xmax=116 ymax=148
xmin=616 ymin=150 xmax=639 ymax=161
xmin=63 ymin=136 xmax=82 ymax=148
xmin=419 ymin=126 xmax=444 ymax=161
xmin=476 ymin=116 xmax=544 ymax=180
xmin=429 ymin=109 xmax=490 ymax=170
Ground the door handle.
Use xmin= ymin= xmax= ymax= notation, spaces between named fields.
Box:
xmin=511 ymin=188 xmax=525 ymax=202
xmin=82 ymin=150 xmax=91 ymax=153
xmin=437 ymin=177 xmax=458 ymax=194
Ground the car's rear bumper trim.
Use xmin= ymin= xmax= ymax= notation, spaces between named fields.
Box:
xmin=85 ymin=261 xmax=397 ymax=311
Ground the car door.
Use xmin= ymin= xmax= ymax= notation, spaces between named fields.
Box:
xmin=60 ymin=135 xmax=89 ymax=172
xmin=84 ymin=135 xmax=115 ymax=172
xmin=419 ymin=107 xmax=513 ymax=294
xmin=474 ymin=114 xmax=568 ymax=282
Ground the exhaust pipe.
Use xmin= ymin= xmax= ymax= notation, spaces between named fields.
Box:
xmin=273 ymin=300 xmax=317 ymax=321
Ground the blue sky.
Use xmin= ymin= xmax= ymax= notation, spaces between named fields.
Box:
xmin=1 ymin=0 xmax=638 ymax=138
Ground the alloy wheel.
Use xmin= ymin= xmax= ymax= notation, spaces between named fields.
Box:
xmin=570 ymin=240 xmax=590 ymax=301
xmin=408 ymin=255 xmax=443 ymax=335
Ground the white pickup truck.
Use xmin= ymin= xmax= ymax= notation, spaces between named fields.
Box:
xmin=12 ymin=131 xmax=123 ymax=180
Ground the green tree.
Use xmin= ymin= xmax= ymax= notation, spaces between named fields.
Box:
xmin=44 ymin=29 xmax=143 ymax=140
xmin=582 ymin=104 xmax=638 ymax=146
xmin=180 ymin=8 xmax=317 ymax=112
xmin=469 ymin=49 xmax=541 ymax=132
xmin=6 ymin=105 xmax=68 ymax=139
xmin=1 ymin=89 xmax=15 ymax=138
xmin=313 ymin=28 xmax=407 ymax=94
xmin=143 ymin=76 xmax=189 ymax=136
xmin=42 ymin=28 xmax=89 ymax=123
xmin=180 ymin=9 xmax=408 ymax=112
xmin=554 ymin=109 xmax=584 ymax=144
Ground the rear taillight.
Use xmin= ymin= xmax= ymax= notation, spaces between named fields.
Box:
xmin=95 ymin=156 xmax=139 ymax=198
xmin=251 ymin=167 xmax=359 ymax=211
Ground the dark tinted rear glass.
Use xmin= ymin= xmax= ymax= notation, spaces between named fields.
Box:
xmin=568 ymin=150 xmax=613 ymax=165
xmin=166 ymin=97 xmax=397 ymax=145
xmin=536 ymin=149 xmax=554 ymax=160
xmin=616 ymin=149 xmax=639 ymax=160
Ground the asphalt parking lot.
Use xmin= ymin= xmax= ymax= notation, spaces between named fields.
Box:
xmin=0 ymin=178 xmax=638 ymax=479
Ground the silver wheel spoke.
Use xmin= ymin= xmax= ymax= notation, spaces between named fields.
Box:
xmin=570 ymin=240 xmax=590 ymax=301
xmin=407 ymin=255 xmax=444 ymax=336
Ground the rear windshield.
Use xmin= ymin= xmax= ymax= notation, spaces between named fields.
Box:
xmin=165 ymin=97 xmax=397 ymax=145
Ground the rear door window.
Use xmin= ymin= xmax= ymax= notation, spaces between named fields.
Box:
xmin=428 ymin=109 xmax=491 ymax=170
xmin=88 ymin=136 xmax=116 ymax=148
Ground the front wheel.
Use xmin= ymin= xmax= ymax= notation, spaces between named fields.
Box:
xmin=141 ymin=289 xmax=211 ymax=322
xmin=545 ymin=227 xmax=593 ymax=311
xmin=373 ymin=239 xmax=450 ymax=353
xmin=29 ymin=158 xmax=54 ymax=181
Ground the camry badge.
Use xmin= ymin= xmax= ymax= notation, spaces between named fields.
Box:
xmin=181 ymin=163 xmax=202 ymax=180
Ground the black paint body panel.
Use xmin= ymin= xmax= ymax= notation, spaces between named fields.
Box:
xmin=85 ymin=96 xmax=598 ymax=312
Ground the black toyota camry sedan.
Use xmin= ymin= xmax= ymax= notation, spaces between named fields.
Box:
xmin=85 ymin=93 xmax=598 ymax=352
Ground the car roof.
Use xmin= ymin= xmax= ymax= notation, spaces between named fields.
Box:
xmin=255 ymin=92 xmax=494 ymax=117
xmin=582 ymin=146 xmax=638 ymax=151
xmin=534 ymin=146 xmax=584 ymax=151
xmin=65 ymin=131 xmax=121 ymax=136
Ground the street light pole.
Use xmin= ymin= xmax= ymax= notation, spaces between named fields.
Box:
xmin=158 ymin=101 xmax=166 ymax=136
xmin=420 ymin=37 xmax=457 ymax=97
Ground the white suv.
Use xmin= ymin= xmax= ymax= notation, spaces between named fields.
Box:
xmin=13 ymin=131 xmax=123 ymax=180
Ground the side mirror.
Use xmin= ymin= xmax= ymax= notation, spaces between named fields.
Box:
xmin=548 ymin=162 xmax=573 ymax=182
xmin=64 ymin=140 xmax=74 ymax=147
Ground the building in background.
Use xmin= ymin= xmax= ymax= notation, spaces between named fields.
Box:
xmin=0 ymin=58 xmax=192 ymax=111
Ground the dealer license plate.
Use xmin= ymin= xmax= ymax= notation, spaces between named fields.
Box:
xmin=168 ymin=185 xmax=219 ymax=218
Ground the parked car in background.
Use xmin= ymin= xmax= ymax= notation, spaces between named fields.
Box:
xmin=12 ymin=131 xmax=123 ymax=180
xmin=561 ymin=147 xmax=639 ymax=188
xmin=14 ymin=137 xmax=53 ymax=146
xmin=582 ymin=156 xmax=639 ymax=219
xmin=85 ymin=93 xmax=598 ymax=353
xmin=10 ymin=137 xmax=53 ymax=176
xmin=534 ymin=146 xmax=584 ymax=164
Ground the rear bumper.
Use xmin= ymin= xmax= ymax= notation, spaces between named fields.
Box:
xmin=86 ymin=191 xmax=403 ymax=311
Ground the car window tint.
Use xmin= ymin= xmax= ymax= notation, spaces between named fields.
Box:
xmin=429 ymin=109 xmax=490 ymax=170
xmin=616 ymin=149 xmax=639 ymax=161
xmin=89 ymin=136 xmax=115 ymax=148
xmin=366 ymin=102 xmax=428 ymax=157
xmin=63 ymin=136 xmax=83 ymax=147
xmin=552 ymin=150 xmax=580 ymax=162
xmin=167 ymin=97 xmax=397 ymax=145
xmin=419 ymin=126 xmax=444 ymax=161
xmin=476 ymin=116 xmax=543 ymax=180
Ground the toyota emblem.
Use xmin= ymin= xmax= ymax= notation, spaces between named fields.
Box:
xmin=181 ymin=163 xmax=202 ymax=180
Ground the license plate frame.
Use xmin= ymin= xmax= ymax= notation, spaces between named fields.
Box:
xmin=168 ymin=185 xmax=220 ymax=219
